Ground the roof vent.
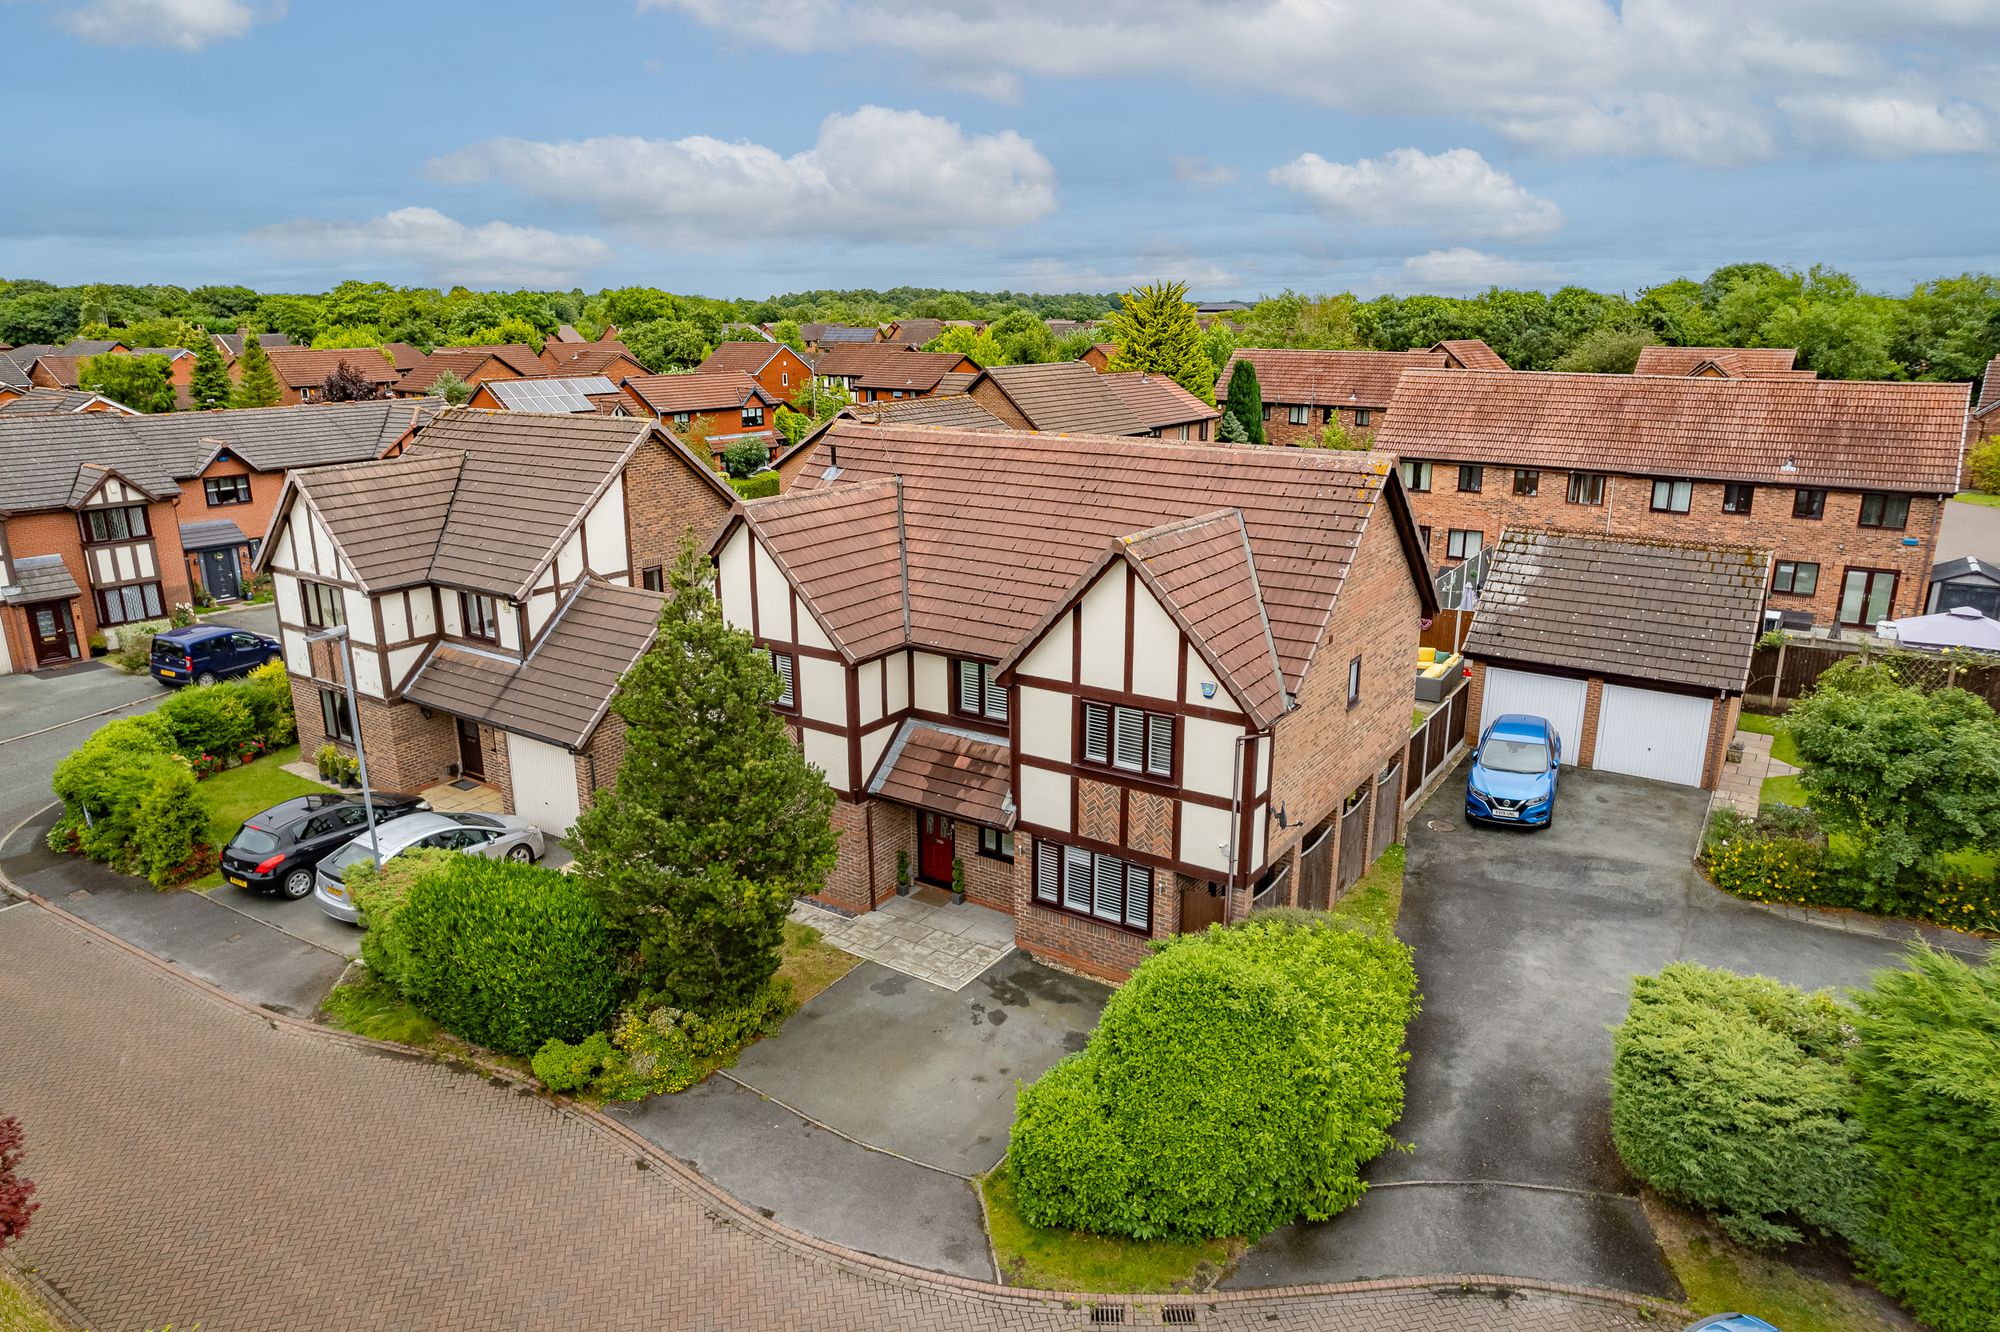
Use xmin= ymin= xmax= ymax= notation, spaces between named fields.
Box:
xmin=1949 ymin=605 xmax=1986 ymax=619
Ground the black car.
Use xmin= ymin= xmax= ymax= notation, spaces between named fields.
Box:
xmin=219 ymin=792 xmax=430 ymax=898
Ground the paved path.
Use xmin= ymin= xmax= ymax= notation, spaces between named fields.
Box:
xmin=0 ymin=900 xmax=1668 ymax=1332
xmin=1709 ymin=730 xmax=1795 ymax=819
xmin=1937 ymin=496 xmax=2000 ymax=566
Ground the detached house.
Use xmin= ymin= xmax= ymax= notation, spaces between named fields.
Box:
xmin=810 ymin=346 xmax=979 ymax=401
xmin=712 ymin=424 xmax=1437 ymax=979
xmin=1633 ymin=345 xmax=1808 ymax=379
xmin=1215 ymin=348 xmax=1450 ymax=445
xmin=965 ymin=361 xmax=1149 ymax=435
xmin=465 ymin=376 xmax=629 ymax=415
xmin=0 ymin=387 xmax=137 ymax=416
xmin=264 ymin=348 xmax=401 ymax=405
xmin=1379 ymin=370 xmax=1970 ymax=628
xmin=1098 ymin=371 xmax=1219 ymax=440
xmin=619 ymin=373 xmax=778 ymax=460
xmin=540 ymin=340 xmax=647 ymax=382
xmin=256 ymin=411 xmax=736 ymax=833
xmin=1428 ymin=339 xmax=1510 ymax=371
xmin=697 ymin=341 xmax=814 ymax=405
xmin=392 ymin=348 xmax=541 ymax=397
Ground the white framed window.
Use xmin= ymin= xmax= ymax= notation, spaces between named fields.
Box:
xmin=1287 ymin=404 xmax=1309 ymax=425
xmin=1399 ymin=460 xmax=1432 ymax=492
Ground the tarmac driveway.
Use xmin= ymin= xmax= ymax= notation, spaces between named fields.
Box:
xmin=1230 ymin=765 xmax=1939 ymax=1297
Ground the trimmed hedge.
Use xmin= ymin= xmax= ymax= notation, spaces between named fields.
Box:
xmin=728 ymin=472 xmax=779 ymax=500
xmin=1610 ymin=963 xmax=1872 ymax=1247
xmin=362 ymin=851 xmax=617 ymax=1057
xmin=1008 ymin=917 xmax=1418 ymax=1240
xmin=1849 ymin=946 xmax=2000 ymax=1332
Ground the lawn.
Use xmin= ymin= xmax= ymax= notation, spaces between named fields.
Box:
xmin=979 ymin=1165 xmax=1242 ymax=1294
xmin=0 ymin=1269 xmax=69 ymax=1332
xmin=1645 ymin=1195 xmax=1914 ymax=1332
xmin=775 ymin=918 xmax=861 ymax=1004
xmin=184 ymin=744 xmax=326 ymax=889
xmin=1736 ymin=711 xmax=1801 ymax=765
xmin=1952 ymin=490 xmax=2000 ymax=509
xmin=1328 ymin=843 xmax=1405 ymax=934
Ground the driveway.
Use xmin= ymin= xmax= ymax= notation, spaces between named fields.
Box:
xmin=1229 ymin=765 xmax=1951 ymax=1296
xmin=1937 ymin=495 xmax=2000 ymax=566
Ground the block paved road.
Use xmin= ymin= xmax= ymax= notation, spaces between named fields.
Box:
xmin=0 ymin=901 xmax=1668 ymax=1332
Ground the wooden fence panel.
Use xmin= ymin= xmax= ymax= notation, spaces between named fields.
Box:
xmin=1337 ymin=790 xmax=1370 ymax=891
xmin=1297 ymin=821 xmax=1334 ymax=911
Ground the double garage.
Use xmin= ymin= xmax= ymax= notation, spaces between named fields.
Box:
xmin=1475 ymin=666 xmax=1725 ymax=788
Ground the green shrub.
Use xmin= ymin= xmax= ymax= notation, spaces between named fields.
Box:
xmin=376 ymin=854 xmax=618 ymax=1056
xmin=49 ymin=714 xmax=181 ymax=869
xmin=239 ymin=660 xmax=295 ymax=746
xmin=727 ymin=472 xmax=779 ymax=500
xmin=346 ymin=854 xmax=425 ymax=986
xmin=1967 ymin=437 xmax=2000 ymax=494
xmin=1849 ymin=945 xmax=2000 ymax=1332
xmin=168 ymin=603 xmax=196 ymax=628
xmin=156 ymin=685 xmax=255 ymax=761
xmin=532 ymin=1031 xmax=617 ymax=1092
xmin=1009 ymin=917 xmax=1418 ymax=1240
xmin=133 ymin=762 xmax=211 ymax=887
xmin=111 ymin=621 xmax=168 ymax=672
xmin=1610 ymin=963 xmax=1873 ymax=1248
xmin=720 ymin=440 xmax=769 ymax=479
xmin=591 ymin=980 xmax=795 ymax=1100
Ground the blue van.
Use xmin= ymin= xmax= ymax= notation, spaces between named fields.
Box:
xmin=150 ymin=624 xmax=282 ymax=687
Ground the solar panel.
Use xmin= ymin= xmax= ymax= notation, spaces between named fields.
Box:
xmin=489 ymin=376 xmax=617 ymax=413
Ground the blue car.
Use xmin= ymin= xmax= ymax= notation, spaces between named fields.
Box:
xmin=149 ymin=624 xmax=282 ymax=687
xmin=1684 ymin=1316 xmax=1783 ymax=1332
xmin=1466 ymin=713 xmax=1560 ymax=827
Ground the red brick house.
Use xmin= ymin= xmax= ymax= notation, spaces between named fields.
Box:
xmin=696 ymin=341 xmax=814 ymax=404
xmin=1428 ymin=339 xmax=1510 ymax=371
xmin=1080 ymin=343 xmax=1118 ymax=372
xmin=255 ymin=411 xmax=736 ymax=834
xmin=0 ymin=387 xmax=138 ymax=415
xmin=540 ymin=340 xmax=647 ymax=382
xmin=392 ymin=349 xmax=531 ymax=398
xmin=1099 ymin=371 xmax=1219 ymax=440
xmin=1378 ymin=370 xmax=1971 ymax=628
xmin=264 ymin=348 xmax=401 ymax=405
xmin=619 ymin=372 xmax=779 ymax=462
xmin=965 ymin=361 xmax=1150 ymax=435
xmin=810 ymin=345 xmax=979 ymax=401
xmin=1633 ymin=345 xmax=1805 ymax=379
xmin=712 ymin=425 xmax=1436 ymax=979
xmin=1214 ymin=348 xmax=1450 ymax=445
xmin=465 ymin=376 xmax=630 ymax=415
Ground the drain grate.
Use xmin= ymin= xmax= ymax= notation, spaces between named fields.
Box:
xmin=1161 ymin=1307 xmax=1197 ymax=1326
xmin=1087 ymin=1307 xmax=1125 ymax=1325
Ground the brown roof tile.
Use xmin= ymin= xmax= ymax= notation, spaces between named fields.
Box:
xmin=697 ymin=341 xmax=787 ymax=376
xmin=451 ymin=343 xmax=548 ymax=377
xmin=1215 ymin=348 xmax=1448 ymax=408
xmin=383 ymin=342 xmax=427 ymax=372
xmin=855 ymin=351 xmax=973 ymax=394
xmin=1379 ymin=369 xmax=1970 ymax=493
xmin=840 ymin=394 xmax=1009 ymax=431
xmin=1464 ymin=529 xmax=1771 ymax=692
xmin=1124 ymin=510 xmax=1286 ymax=726
xmin=1633 ymin=345 xmax=1799 ymax=377
xmin=1098 ymin=371 xmax=1219 ymax=431
xmin=972 ymin=361 xmax=1144 ymax=435
xmin=811 ymin=344 xmax=964 ymax=381
xmin=395 ymin=349 xmax=516 ymax=395
xmin=543 ymin=341 xmax=635 ymax=375
xmin=866 ymin=720 xmax=1013 ymax=826
xmin=264 ymin=347 xmax=400 ymax=390
xmin=623 ymin=372 xmax=774 ymax=416
xmin=1431 ymin=339 xmax=1511 ymax=371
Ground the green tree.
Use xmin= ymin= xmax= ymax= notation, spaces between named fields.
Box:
xmin=1967 ymin=438 xmax=2000 ymax=494
xmin=311 ymin=323 xmax=385 ymax=349
xmin=1635 ymin=277 xmax=1723 ymax=346
xmin=448 ymin=316 xmax=546 ymax=351
xmin=624 ymin=318 xmax=711 ymax=372
xmin=569 ymin=535 xmax=839 ymax=1009
xmin=1235 ymin=291 xmax=1360 ymax=350
xmin=232 ymin=332 xmax=282 ymax=408
xmin=1216 ymin=410 xmax=1248 ymax=443
xmin=1553 ymin=325 xmax=1652 ymax=374
xmin=78 ymin=353 xmax=175 ymax=413
xmin=188 ymin=339 xmax=233 ymax=410
xmin=1315 ymin=418 xmax=1360 ymax=449
xmin=1222 ymin=358 xmax=1265 ymax=445
xmin=773 ymin=405 xmax=813 ymax=448
xmin=1104 ymin=280 xmax=1214 ymax=402
xmin=428 ymin=370 xmax=473 ymax=406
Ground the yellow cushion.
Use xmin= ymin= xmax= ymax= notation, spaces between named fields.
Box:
xmin=1418 ymin=647 xmax=1437 ymax=664
xmin=1421 ymin=662 xmax=1450 ymax=679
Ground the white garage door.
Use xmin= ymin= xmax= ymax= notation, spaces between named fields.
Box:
xmin=1479 ymin=667 xmax=1588 ymax=766
xmin=1593 ymin=683 xmax=1713 ymax=787
xmin=504 ymin=731 xmax=583 ymax=838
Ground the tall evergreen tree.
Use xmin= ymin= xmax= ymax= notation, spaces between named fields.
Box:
xmin=1105 ymin=280 xmax=1215 ymax=403
xmin=189 ymin=338 xmax=232 ymax=410
xmin=233 ymin=333 xmax=281 ymax=408
xmin=1223 ymin=358 xmax=1266 ymax=445
xmin=569 ymin=534 xmax=838 ymax=1009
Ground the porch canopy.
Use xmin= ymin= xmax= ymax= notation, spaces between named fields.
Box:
xmin=866 ymin=719 xmax=1013 ymax=827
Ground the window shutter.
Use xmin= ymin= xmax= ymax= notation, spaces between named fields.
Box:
xmin=1082 ymin=703 xmax=1110 ymax=764
xmin=773 ymin=652 xmax=795 ymax=705
xmin=1062 ymin=846 xmax=1092 ymax=911
xmin=983 ymin=665 xmax=1008 ymax=721
xmin=1092 ymin=853 xmax=1122 ymax=921
xmin=1125 ymin=863 xmax=1152 ymax=930
xmin=1145 ymin=714 xmax=1173 ymax=776
xmin=1113 ymin=707 xmax=1145 ymax=770
xmin=1034 ymin=841 xmax=1059 ymax=903
xmin=957 ymin=661 xmax=981 ymax=714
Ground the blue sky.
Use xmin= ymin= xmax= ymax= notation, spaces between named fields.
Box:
xmin=3 ymin=0 xmax=1998 ymax=300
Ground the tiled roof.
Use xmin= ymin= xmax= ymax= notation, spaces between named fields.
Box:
xmin=0 ymin=387 xmax=134 ymax=415
xmin=1098 ymin=371 xmax=1219 ymax=430
xmin=395 ymin=349 xmax=515 ymax=395
xmin=866 ymin=720 xmax=1013 ymax=826
xmin=935 ymin=371 xmax=976 ymax=395
xmin=213 ymin=332 xmax=292 ymax=358
xmin=264 ymin=347 xmax=399 ymax=390
xmin=178 ymin=518 xmax=251 ymax=552
xmin=697 ymin=342 xmax=786 ymax=376
xmin=812 ymin=344 xmax=959 ymax=382
xmin=1633 ymin=345 xmax=1799 ymax=377
xmin=1215 ymin=348 xmax=1448 ymax=408
xmin=881 ymin=318 xmax=946 ymax=348
xmin=0 ymin=348 xmax=33 ymax=389
xmin=1431 ymin=339 xmax=1510 ymax=371
xmin=1124 ymin=510 xmax=1285 ymax=727
xmin=543 ymin=341 xmax=635 ymax=375
xmin=854 ymin=350 xmax=973 ymax=394
xmin=1977 ymin=354 xmax=2000 ymax=415
xmin=29 ymin=356 xmax=89 ymax=388
xmin=451 ymin=344 xmax=547 ymax=377
xmin=59 ymin=339 xmax=128 ymax=357
xmin=2 ymin=554 xmax=82 ymax=605
xmin=403 ymin=579 xmax=662 ymax=749
xmin=1379 ymin=369 xmax=1970 ymax=493
xmin=623 ymin=371 xmax=772 ymax=415
xmin=760 ymin=426 xmax=1422 ymax=695
xmin=553 ymin=324 xmax=585 ymax=343
xmin=0 ymin=399 xmax=429 ymax=514
xmin=972 ymin=361 xmax=1144 ymax=435
xmin=383 ymin=342 xmax=427 ymax=372
xmin=841 ymin=395 xmax=1008 ymax=431
xmin=1464 ymin=529 xmax=1770 ymax=693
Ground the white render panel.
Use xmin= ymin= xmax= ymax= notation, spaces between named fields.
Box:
xmin=1129 ymin=584 xmax=1179 ymax=701
xmin=1593 ymin=684 xmax=1712 ymax=787
xmin=1020 ymin=764 xmax=1071 ymax=834
xmin=718 ymin=530 xmax=753 ymax=632
xmin=858 ymin=659 xmax=883 ymax=725
xmin=115 ymin=545 xmax=135 ymax=581
xmin=0 ymin=616 xmax=11 ymax=674
xmin=583 ymin=475 xmax=626 ymax=573
xmin=555 ymin=535 xmax=582 ymax=588
xmin=799 ymin=655 xmax=844 ymax=724
xmin=1478 ymin=667 xmax=1588 ymax=766
xmin=505 ymin=731 xmax=584 ymax=838
xmin=1178 ymin=801 xmax=1231 ymax=873
xmin=1018 ymin=686 xmax=1072 ymax=762
xmin=859 ymin=723 xmax=893 ymax=786
xmin=1256 ymin=736 xmax=1271 ymax=797
xmin=380 ymin=594 xmax=410 ymax=644
xmin=1018 ymin=611 xmax=1073 ymax=682
xmin=352 ymin=645 xmax=386 ymax=700
xmin=386 ymin=643 xmax=427 ymax=692
xmin=912 ymin=651 xmax=947 ymax=713
xmin=753 ymin=541 xmax=790 ymax=641
xmin=795 ymin=606 xmax=834 ymax=652
xmin=440 ymin=594 xmax=463 ymax=638
xmin=1076 ymin=569 xmax=1126 ymax=691
xmin=1182 ymin=716 xmax=1247 ymax=798
xmin=272 ymin=525 xmax=295 ymax=571
xmin=526 ymin=590 xmax=558 ymax=640
xmin=1184 ymin=642 xmax=1238 ymax=711
xmin=283 ymin=635 xmax=310 ymax=677
xmin=344 ymin=590 xmax=375 ymax=644
xmin=802 ymin=727 xmax=850 ymax=789
xmin=497 ymin=606 xmax=522 ymax=652
xmin=408 ymin=590 xmax=437 ymax=639
xmin=89 ymin=548 xmax=111 ymax=583
xmin=885 ymin=651 xmax=909 ymax=714
xmin=274 ymin=573 xmax=302 ymax=626
xmin=135 ymin=545 xmax=155 ymax=578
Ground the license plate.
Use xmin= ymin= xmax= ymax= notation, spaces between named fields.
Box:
xmin=1490 ymin=808 xmax=1518 ymax=820
xmin=227 ymin=875 xmax=248 ymax=887
xmin=157 ymin=667 xmax=174 ymax=676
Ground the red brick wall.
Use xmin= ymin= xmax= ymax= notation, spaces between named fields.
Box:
xmin=751 ymin=349 xmax=812 ymax=405
xmin=816 ymin=798 xmax=876 ymax=913
xmin=574 ymin=713 xmax=626 ymax=815
xmin=1403 ymin=473 xmax=1939 ymax=624
xmin=624 ymin=435 xmax=735 ymax=590
xmin=3 ymin=501 xmax=192 ymax=659
xmin=951 ymin=819 xmax=1017 ymax=913
xmin=288 ymin=674 xmax=456 ymax=794
xmin=1261 ymin=403 xmax=1384 ymax=447
xmin=967 ymin=379 xmax=1033 ymax=430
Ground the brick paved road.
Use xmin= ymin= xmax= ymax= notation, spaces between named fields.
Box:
xmin=0 ymin=901 xmax=1667 ymax=1332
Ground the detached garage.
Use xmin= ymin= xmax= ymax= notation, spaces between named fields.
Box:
xmin=1462 ymin=529 xmax=1770 ymax=790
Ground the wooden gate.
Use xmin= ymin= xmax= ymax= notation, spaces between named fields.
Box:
xmin=1336 ymin=783 xmax=1370 ymax=891
xmin=1297 ymin=818 xmax=1334 ymax=911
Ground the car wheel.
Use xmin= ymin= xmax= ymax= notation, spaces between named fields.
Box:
xmin=195 ymin=670 xmax=217 ymax=687
xmin=281 ymin=867 xmax=314 ymax=899
xmin=506 ymin=844 xmax=534 ymax=863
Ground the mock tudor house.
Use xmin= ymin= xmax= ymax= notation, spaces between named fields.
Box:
xmin=255 ymin=411 xmax=735 ymax=834
xmin=1377 ymin=370 xmax=1971 ymax=628
xmin=619 ymin=372 xmax=778 ymax=461
xmin=697 ymin=341 xmax=814 ymax=404
xmin=1214 ymin=348 xmax=1452 ymax=445
xmin=712 ymin=424 xmax=1437 ymax=979
xmin=771 ymin=394 xmax=1009 ymax=488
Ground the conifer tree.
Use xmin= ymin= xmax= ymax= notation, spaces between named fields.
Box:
xmin=233 ymin=333 xmax=281 ymax=407
xmin=1104 ymin=280 xmax=1215 ymax=403
xmin=1217 ymin=411 xmax=1248 ymax=443
xmin=189 ymin=339 xmax=232 ymax=410
xmin=1223 ymin=358 xmax=1266 ymax=445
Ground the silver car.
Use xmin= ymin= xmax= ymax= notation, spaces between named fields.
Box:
xmin=313 ymin=811 xmax=546 ymax=924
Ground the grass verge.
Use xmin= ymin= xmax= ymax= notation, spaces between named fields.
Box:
xmin=0 ymin=1268 xmax=70 ymax=1332
xmin=1328 ymin=843 xmax=1404 ymax=934
xmin=979 ymin=1165 xmax=1242 ymax=1294
xmin=187 ymin=744 xmax=325 ymax=889
xmin=775 ymin=918 xmax=861 ymax=1004
xmin=1644 ymin=1194 xmax=1915 ymax=1332
xmin=1951 ymin=490 xmax=2000 ymax=509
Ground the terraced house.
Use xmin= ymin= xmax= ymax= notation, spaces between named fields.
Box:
xmin=1378 ymin=370 xmax=1971 ymax=628
xmin=256 ymin=410 xmax=734 ymax=834
xmin=711 ymin=424 xmax=1436 ymax=979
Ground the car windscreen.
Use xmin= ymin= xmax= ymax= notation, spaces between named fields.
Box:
xmin=228 ymin=827 xmax=280 ymax=856
xmin=1481 ymin=738 xmax=1550 ymax=774
xmin=321 ymin=839 xmax=383 ymax=879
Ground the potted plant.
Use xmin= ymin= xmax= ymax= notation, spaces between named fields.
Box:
xmin=950 ymin=858 xmax=966 ymax=906
xmin=896 ymin=850 xmax=912 ymax=896
xmin=316 ymin=744 xmax=339 ymax=781
xmin=343 ymin=755 xmax=362 ymax=788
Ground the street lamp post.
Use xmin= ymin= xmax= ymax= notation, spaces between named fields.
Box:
xmin=301 ymin=624 xmax=381 ymax=869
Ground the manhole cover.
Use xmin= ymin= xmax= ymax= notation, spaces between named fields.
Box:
xmin=1427 ymin=819 xmax=1456 ymax=832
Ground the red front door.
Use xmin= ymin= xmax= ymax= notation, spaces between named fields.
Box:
xmin=918 ymin=812 xmax=954 ymax=885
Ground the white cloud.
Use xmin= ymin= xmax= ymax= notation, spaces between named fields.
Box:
xmin=430 ymin=106 xmax=1057 ymax=244
xmin=1271 ymin=147 xmax=1561 ymax=240
xmin=1779 ymin=94 xmax=1994 ymax=157
xmin=44 ymin=0 xmax=276 ymax=50
xmin=1399 ymin=247 xmax=1560 ymax=293
xmin=1171 ymin=155 xmax=1236 ymax=188
xmin=246 ymin=207 xmax=612 ymax=288
xmin=643 ymin=0 xmax=2000 ymax=166
xmin=1003 ymin=254 xmax=1243 ymax=295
